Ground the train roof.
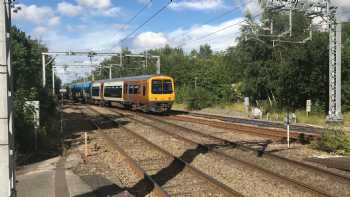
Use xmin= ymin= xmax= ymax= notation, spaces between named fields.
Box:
xmin=70 ymin=81 xmax=92 ymax=91
xmin=93 ymin=74 xmax=172 ymax=84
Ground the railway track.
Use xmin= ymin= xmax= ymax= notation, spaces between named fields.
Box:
xmin=83 ymin=106 xmax=243 ymax=197
xmin=170 ymin=110 xmax=323 ymax=135
xmin=96 ymin=106 xmax=350 ymax=197
xmin=164 ymin=115 xmax=315 ymax=141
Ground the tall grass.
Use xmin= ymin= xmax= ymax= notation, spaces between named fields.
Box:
xmin=312 ymin=126 xmax=350 ymax=155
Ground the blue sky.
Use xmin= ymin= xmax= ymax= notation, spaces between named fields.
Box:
xmin=12 ymin=0 xmax=262 ymax=82
xmin=13 ymin=0 xmax=259 ymax=52
xmin=12 ymin=0 xmax=349 ymax=83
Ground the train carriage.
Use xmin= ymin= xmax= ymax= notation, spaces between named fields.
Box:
xmin=103 ymin=79 xmax=124 ymax=106
xmin=123 ymin=75 xmax=175 ymax=112
xmin=91 ymin=81 xmax=104 ymax=104
xmin=68 ymin=75 xmax=175 ymax=112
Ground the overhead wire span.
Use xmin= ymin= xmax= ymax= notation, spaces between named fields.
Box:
xmin=174 ymin=0 xmax=258 ymax=44
xmin=124 ymin=0 xmax=153 ymax=26
xmin=178 ymin=12 xmax=263 ymax=48
xmin=120 ymin=0 xmax=173 ymax=46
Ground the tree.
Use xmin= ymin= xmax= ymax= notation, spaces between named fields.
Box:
xmin=11 ymin=26 xmax=60 ymax=152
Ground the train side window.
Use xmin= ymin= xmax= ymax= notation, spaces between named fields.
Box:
xmin=134 ymin=85 xmax=140 ymax=94
xmin=143 ymin=86 xmax=146 ymax=96
xmin=92 ymin=87 xmax=99 ymax=96
xmin=128 ymin=85 xmax=133 ymax=94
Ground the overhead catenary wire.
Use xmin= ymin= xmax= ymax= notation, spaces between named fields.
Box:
xmin=174 ymin=0 xmax=258 ymax=44
xmin=178 ymin=12 xmax=263 ymax=48
xmin=120 ymin=0 xmax=173 ymax=46
xmin=124 ymin=0 xmax=153 ymax=27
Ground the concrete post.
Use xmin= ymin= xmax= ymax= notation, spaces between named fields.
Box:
xmin=156 ymin=57 xmax=160 ymax=74
xmin=0 ymin=1 xmax=10 ymax=196
xmin=52 ymin=67 xmax=55 ymax=95
xmin=109 ymin=66 xmax=112 ymax=80
xmin=42 ymin=54 xmax=46 ymax=87
xmin=120 ymin=50 xmax=123 ymax=67
xmin=6 ymin=1 xmax=15 ymax=194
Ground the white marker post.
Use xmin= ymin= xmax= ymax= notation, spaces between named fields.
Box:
xmin=84 ymin=132 xmax=88 ymax=157
xmin=306 ymin=99 xmax=311 ymax=117
xmin=286 ymin=113 xmax=290 ymax=148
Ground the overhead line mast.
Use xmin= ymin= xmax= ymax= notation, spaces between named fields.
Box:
xmin=261 ymin=0 xmax=343 ymax=122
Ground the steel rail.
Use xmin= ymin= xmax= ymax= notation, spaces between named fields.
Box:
xmin=167 ymin=115 xmax=291 ymax=140
xmin=106 ymin=108 xmax=336 ymax=197
xmin=99 ymin=106 xmax=348 ymax=182
xmin=85 ymin=106 xmax=244 ymax=197
xmin=171 ymin=110 xmax=323 ymax=134
xmin=140 ymin=111 xmax=350 ymax=182
xmin=81 ymin=108 xmax=170 ymax=197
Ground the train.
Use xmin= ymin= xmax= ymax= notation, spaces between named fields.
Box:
xmin=67 ymin=75 xmax=175 ymax=112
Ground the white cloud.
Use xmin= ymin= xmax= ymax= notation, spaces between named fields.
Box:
xmin=33 ymin=26 xmax=49 ymax=36
xmin=13 ymin=4 xmax=54 ymax=24
xmin=65 ymin=24 xmax=88 ymax=32
xmin=168 ymin=17 xmax=243 ymax=51
xmin=57 ymin=2 xmax=82 ymax=16
xmin=77 ymin=0 xmax=111 ymax=9
xmin=126 ymin=17 xmax=244 ymax=52
xmin=244 ymin=1 xmax=261 ymax=15
xmin=137 ymin=0 xmax=151 ymax=4
xmin=133 ymin=32 xmax=169 ymax=49
xmin=102 ymin=7 xmax=123 ymax=17
xmin=169 ymin=0 xmax=224 ymax=11
xmin=111 ymin=24 xmax=129 ymax=30
xmin=333 ymin=0 xmax=350 ymax=21
xmin=48 ymin=16 xmax=60 ymax=26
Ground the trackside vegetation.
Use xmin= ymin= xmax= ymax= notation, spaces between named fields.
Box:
xmin=88 ymin=9 xmax=350 ymax=154
xmin=11 ymin=27 xmax=61 ymax=155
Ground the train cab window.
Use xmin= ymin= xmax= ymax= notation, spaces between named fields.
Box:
xmin=152 ymin=80 xmax=173 ymax=94
xmin=104 ymin=86 xmax=122 ymax=98
xmin=92 ymin=87 xmax=100 ymax=97
xmin=163 ymin=80 xmax=173 ymax=94
xmin=152 ymin=80 xmax=162 ymax=94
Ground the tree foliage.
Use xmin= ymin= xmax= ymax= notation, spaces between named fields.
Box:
xmin=11 ymin=26 xmax=60 ymax=153
xmin=87 ymin=10 xmax=350 ymax=113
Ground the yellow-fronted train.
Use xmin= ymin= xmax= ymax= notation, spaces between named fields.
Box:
xmin=67 ymin=75 xmax=175 ymax=112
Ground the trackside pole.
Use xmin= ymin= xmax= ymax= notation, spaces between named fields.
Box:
xmin=0 ymin=1 xmax=14 ymax=196
xmin=42 ymin=54 xmax=46 ymax=87
xmin=84 ymin=132 xmax=88 ymax=157
xmin=287 ymin=123 xmax=290 ymax=148
xmin=286 ymin=113 xmax=290 ymax=149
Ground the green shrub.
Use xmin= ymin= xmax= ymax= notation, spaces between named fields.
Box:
xmin=185 ymin=87 xmax=214 ymax=110
xmin=175 ymin=85 xmax=191 ymax=103
xmin=312 ymin=127 xmax=350 ymax=155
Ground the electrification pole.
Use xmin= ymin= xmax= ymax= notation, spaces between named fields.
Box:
xmin=264 ymin=0 xmax=343 ymax=122
xmin=52 ymin=67 xmax=55 ymax=95
xmin=42 ymin=54 xmax=46 ymax=87
xmin=326 ymin=1 xmax=342 ymax=121
xmin=109 ymin=65 xmax=112 ymax=79
xmin=0 ymin=1 xmax=15 ymax=196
